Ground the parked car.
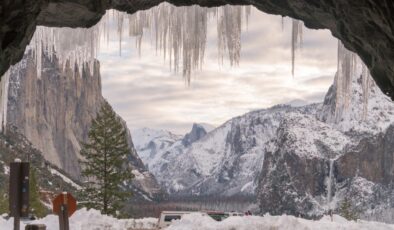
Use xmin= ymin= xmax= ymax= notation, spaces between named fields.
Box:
xmin=157 ymin=211 xmax=195 ymax=229
xmin=157 ymin=210 xmax=245 ymax=228
xmin=228 ymin=212 xmax=244 ymax=217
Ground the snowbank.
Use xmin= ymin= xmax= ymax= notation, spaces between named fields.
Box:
xmin=0 ymin=208 xmax=157 ymax=230
xmin=2 ymin=209 xmax=393 ymax=230
xmin=166 ymin=213 xmax=394 ymax=230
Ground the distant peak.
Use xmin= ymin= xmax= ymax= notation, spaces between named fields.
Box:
xmin=182 ymin=123 xmax=208 ymax=147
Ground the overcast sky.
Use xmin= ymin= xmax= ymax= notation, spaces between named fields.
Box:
xmin=98 ymin=6 xmax=338 ymax=134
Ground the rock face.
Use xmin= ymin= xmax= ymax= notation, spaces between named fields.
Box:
xmin=1 ymin=0 xmax=394 ymax=100
xmin=133 ymin=63 xmax=394 ymax=220
xmin=0 ymin=125 xmax=82 ymax=201
xmin=6 ymin=51 xmax=164 ymax=200
xmin=257 ymin=66 xmax=394 ymax=220
xmin=181 ymin=124 xmax=207 ymax=147
xmin=133 ymin=105 xmax=323 ymax=197
xmin=7 ymin=51 xmax=102 ymax=178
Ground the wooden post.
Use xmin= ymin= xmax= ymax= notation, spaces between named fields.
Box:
xmin=59 ymin=193 xmax=69 ymax=230
xmin=13 ymin=216 xmax=20 ymax=230
xmin=9 ymin=159 xmax=30 ymax=230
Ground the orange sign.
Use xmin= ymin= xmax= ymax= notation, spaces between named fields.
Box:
xmin=52 ymin=193 xmax=77 ymax=217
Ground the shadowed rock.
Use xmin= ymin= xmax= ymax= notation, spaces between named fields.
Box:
xmin=1 ymin=0 xmax=394 ymax=99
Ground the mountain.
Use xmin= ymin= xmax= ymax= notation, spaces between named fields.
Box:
xmin=134 ymin=105 xmax=323 ymax=196
xmin=133 ymin=62 xmax=394 ymax=220
xmin=6 ymin=51 xmax=164 ymax=201
xmin=258 ymin=64 xmax=394 ymax=220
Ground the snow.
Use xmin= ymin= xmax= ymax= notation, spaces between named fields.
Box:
xmin=132 ymin=169 xmax=146 ymax=180
xmin=320 ymin=53 xmax=394 ymax=134
xmin=166 ymin=213 xmax=394 ymax=230
xmin=0 ymin=208 xmax=158 ymax=230
xmin=2 ymin=208 xmax=393 ymax=230
xmin=240 ymin=181 xmax=253 ymax=192
xmin=49 ymin=168 xmax=82 ymax=190
xmin=131 ymin=58 xmax=394 ymax=198
xmin=3 ymin=165 xmax=9 ymax=175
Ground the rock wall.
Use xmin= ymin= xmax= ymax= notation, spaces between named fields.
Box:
xmin=6 ymin=50 xmax=164 ymax=200
xmin=257 ymin=71 xmax=394 ymax=220
xmin=7 ymin=51 xmax=102 ymax=178
xmin=1 ymin=0 xmax=394 ymax=100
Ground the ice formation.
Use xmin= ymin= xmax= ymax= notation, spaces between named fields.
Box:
xmin=0 ymin=69 xmax=10 ymax=132
xmin=31 ymin=25 xmax=100 ymax=79
xmin=27 ymin=3 xmax=251 ymax=82
xmin=0 ymin=3 xmax=376 ymax=133
xmin=334 ymin=41 xmax=372 ymax=122
xmin=361 ymin=62 xmax=372 ymax=120
xmin=291 ymin=19 xmax=303 ymax=76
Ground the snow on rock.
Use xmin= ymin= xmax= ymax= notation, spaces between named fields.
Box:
xmin=0 ymin=208 xmax=158 ymax=230
xmin=49 ymin=167 xmax=82 ymax=190
xmin=166 ymin=213 xmax=394 ymax=230
xmin=319 ymin=57 xmax=394 ymax=134
xmin=132 ymin=127 xmax=182 ymax=167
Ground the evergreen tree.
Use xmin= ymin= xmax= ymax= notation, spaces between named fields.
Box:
xmin=0 ymin=189 xmax=8 ymax=214
xmin=80 ymin=102 xmax=134 ymax=216
xmin=339 ymin=197 xmax=358 ymax=221
xmin=29 ymin=167 xmax=48 ymax=217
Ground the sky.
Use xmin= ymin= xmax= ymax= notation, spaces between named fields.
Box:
xmin=98 ymin=5 xmax=338 ymax=134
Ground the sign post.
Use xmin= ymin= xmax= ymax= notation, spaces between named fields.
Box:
xmin=53 ymin=192 xmax=77 ymax=230
xmin=9 ymin=159 xmax=30 ymax=230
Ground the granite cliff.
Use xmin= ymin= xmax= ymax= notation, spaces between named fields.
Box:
xmin=6 ymin=50 xmax=164 ymax=200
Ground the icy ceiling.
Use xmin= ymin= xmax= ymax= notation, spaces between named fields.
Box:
xmin=26 ymin=4 xmax=306 ymax=81
xmin=0 ymin=3 xmax=373 ymax=131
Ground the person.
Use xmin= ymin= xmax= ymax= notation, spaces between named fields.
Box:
xmin=247 ymin=210 xmax=252 ymax=216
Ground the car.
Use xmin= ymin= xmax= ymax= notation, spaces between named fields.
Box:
xmin=228 ymin=212 xmax=244 ymax=217
xmin=157 ymin=211 xmax=195 ymax=229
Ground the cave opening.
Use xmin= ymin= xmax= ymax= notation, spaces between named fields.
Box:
xmin=1 ymin=1 xmax=394 ymax=225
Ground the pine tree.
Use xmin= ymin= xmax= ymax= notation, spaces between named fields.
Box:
xmin=339 ymin=197 xmax=358 ymax=221
xmin=29 ymin=167 xmax=48 ymax=218
xmin=80 ymin=101 xmax=134 ymax=216
xmin=0 ymin=189 xmax=8 ymax=214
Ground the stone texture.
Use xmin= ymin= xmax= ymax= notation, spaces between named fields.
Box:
xmin=6 ymin=51 xmax=165 ymax=200
xmin=1 ymin=0 xmax=394 ymax=100
xmin=7 ymin=52 xmax=102 ymax=178
xmin=336 ymin=125 xmax=394 ymax=186
xmin=181 ymin=123 xmax=207 ymax=147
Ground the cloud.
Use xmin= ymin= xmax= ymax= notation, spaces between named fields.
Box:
xmin=97 ymin=6 xmax=337 ymax=134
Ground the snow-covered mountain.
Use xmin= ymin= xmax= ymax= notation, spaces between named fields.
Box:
xmin=133 ymin=62 xmax=394 ymax=220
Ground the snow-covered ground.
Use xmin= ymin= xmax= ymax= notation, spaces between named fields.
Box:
xmin=1 ymin=209 xmax=393 ymax=230
xmin=167 ymin=213 xmax=394 ymax=230
xmin=0 ymin=208 xmax=157 ymax=230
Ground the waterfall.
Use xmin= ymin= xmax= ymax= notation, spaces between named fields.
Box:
xmin=326 ymin=159 xmax=335 ymax=209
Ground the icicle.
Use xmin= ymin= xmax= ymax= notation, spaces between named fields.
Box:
xmin=361 ymin=62 xmax=371 ymax=120
xmin=0 ymin=68 xmax=10 ymax=133
xmin=334 ymin=41 xmax=356 ymax=122
xmin=116 ymin=11 xmax=124 ymax=56
xmin=291 ymin=19 xmax=303 ymax=77
xmin=27 ymin=3 xmax=250 ymax=82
